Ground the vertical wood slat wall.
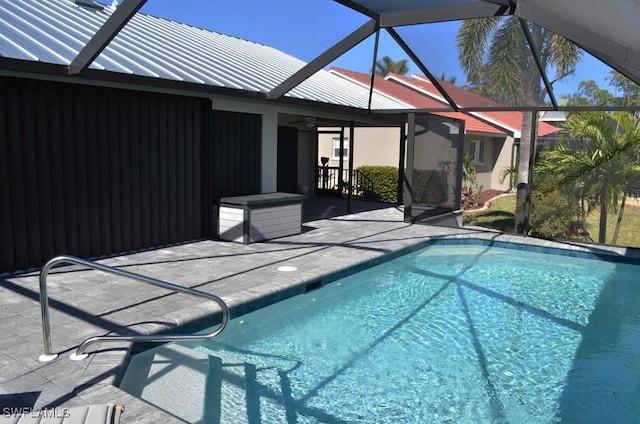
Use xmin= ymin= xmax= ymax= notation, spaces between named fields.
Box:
xmin=209 ymin=110 xmax=262 ymax=202
xmin=1 ymin=77 xmax=212 ymax=273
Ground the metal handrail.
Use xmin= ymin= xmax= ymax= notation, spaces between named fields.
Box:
xmin=38 ymin=255 xmax=230 ymax=362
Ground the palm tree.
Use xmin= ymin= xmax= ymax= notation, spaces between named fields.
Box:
xmin=536 ymin=142 xmax=596 ymax=241
xmin=374 ymin=56 xmax=409 ymax=76
xmin=539 ymin=111 xmax=640 ymax=244
xmin=437 ymin=72 xmax=458 ymax=85
xmin=457 ymin=17 xmax=580 ymax=233
xmin=498 ymin=165 xmax=518 ymax=191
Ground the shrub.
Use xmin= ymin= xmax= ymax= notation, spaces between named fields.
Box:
xmin=411 ymin=169 xmax=448 ymax=206
xmin=529 ymin=187 xmax=580 ymax=239
xmin=355 ymin=165 xmax=399 ymax=203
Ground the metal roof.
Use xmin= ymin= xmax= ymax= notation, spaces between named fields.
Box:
xmin=0 ymin=0 xmax=408 ymax=110
xmin=3 ymin=0 xmax=640 ymax=113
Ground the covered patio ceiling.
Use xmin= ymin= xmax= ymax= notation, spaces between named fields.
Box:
xmin=69 ymin=0 xmax=640 ymax=113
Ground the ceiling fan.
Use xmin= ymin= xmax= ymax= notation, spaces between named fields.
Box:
xmin=287 ymin=116 xmax=338 ymax=128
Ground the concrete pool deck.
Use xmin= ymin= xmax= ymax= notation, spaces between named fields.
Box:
xmin=1 ymin=198 xmax=637 ymax=423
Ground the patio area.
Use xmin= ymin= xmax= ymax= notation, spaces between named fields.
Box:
xmin=0 ymin=197 xmax=631 ymax=422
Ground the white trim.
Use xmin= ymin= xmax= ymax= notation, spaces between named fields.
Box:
xmin=468 ymin=111 xmax=519 ymax=138
xmin=385 ymin=74 xmax=449 ymax=105
xmin=385 ymin=74 xmax=521 ymax=137
xmin=329 ymin=69 xmax=414 ymax=109
xmin=470 ymin=139 xmax=485 ymax=165
xmin=332 ymin=137 xmax=349 ymax=160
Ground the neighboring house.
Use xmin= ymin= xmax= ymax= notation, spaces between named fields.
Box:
xmin=323 ymin=68 xmax=560 ymax=192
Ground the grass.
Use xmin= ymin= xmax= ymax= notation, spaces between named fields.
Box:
xmin=463 ymin=193 xmax=640 ymax=248
xmin=585 ymin=201 xmax=640 ymax=248
xmin=463 ymin=195 xmax=516 ymax=233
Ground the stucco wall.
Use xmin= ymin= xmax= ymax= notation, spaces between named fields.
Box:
xmin=317 ymin=127 xmax=402 ymax=169
xmin=492 ymin=136 xmax=515 ymax=191
xmin=463 ymin=135 xmax=513 ymax=192
xmin=318 ymin=127 xmax=512 ymax=192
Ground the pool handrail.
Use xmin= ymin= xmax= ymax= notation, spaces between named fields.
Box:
xmin=38 ymin=255 xmax=230 ymax=362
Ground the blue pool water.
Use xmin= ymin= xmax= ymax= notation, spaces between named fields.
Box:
xmin=119 ymin=242 xmax=640 ymax=423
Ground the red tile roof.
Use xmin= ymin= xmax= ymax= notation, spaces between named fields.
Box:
xmin=331 ymin=68 xmax=505 ymax=135
xmin=330 ymin=67 xmax=560 ymax=137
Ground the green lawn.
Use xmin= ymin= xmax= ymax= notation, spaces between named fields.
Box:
xmin=463 ymin=194 xmax=640 ymax=248
xmin=463 ymin=195 xmax=516 ymax=233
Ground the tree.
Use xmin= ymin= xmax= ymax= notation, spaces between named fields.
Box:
xmin=607 ymin=71 xmax=640 ymax=107
xmin=568 ymin=74 xmax=640 ymax=107
xmin=535 ymin=142 xmax=595 ymax=241
xmin=568 ymin=80 xmax=614 ymax=106
xmin=437 ymin=72 xmax=458 ymax=85
xmin=374 ymin=56 xmax=409 ymax=76
xmin=539 ymin=111 xmax=640 ymax=244
xmin=457 ymin=17 xmax=581 ymax=234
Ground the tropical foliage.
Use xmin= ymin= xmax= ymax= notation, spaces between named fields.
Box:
xmin=374 ymin=56 xmax=409 ymax=76
xmin=462 ymin=153 xmax=483 ymax=209
xmin=536 ymin=111 xmax=640 ymax=244
xmin=498 ymin=165 xmax=518 ymax=190
xmin=355 ymin=165 xmax=399 ymax=203
xmin=457 ymin=17 xmax=581 ymax=232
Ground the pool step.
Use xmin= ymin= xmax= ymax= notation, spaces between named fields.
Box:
xmin=200 ymin=345 xmax=292 ymax=423
xmin=119 ymin=343 xmax=292 ymax=423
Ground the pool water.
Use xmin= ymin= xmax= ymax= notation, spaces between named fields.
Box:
xmin=119 ymin=243 xmax=640 ymax=423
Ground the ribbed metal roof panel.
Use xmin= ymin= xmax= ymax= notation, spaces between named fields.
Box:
xmin=0 ymin=0 xmax=407 ymax=109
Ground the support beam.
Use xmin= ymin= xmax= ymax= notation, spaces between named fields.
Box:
xmin=518 ymin=18 xmax=558 ymax=109
xmin=404 ymin=113 xmax=416 ymax=223
xmin=386 ymin=27 xmax=459 ymax=111
xmin=347 ymin=122 xmax=355 ymax=214
xmin=397 ymin=124 xmax=406 ymax=205
xmin=367 ymin=28 xmax=381 ymax=111
xmin=267 ymin=19 xmax=378 ymax=100
xmin=380 ymin=2 xmax=509 ymax=27
xmin=68 ymin=0 xmax=147 ymax=75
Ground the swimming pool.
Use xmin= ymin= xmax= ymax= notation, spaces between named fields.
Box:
xmin=119 ymin=240 xmax=640 ymax=423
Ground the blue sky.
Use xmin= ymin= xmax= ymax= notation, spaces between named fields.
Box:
xmin=139 ymin=0 xmax=614 ymax=98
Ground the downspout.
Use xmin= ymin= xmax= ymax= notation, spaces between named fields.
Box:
xmin=397 ymin=124 xmax=406 ymax=205
xmin=348 ymin=122 xmax=355 ymax=213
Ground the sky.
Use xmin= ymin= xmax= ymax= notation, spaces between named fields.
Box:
xmin=139 ymin=0 xmax=615 ymax=99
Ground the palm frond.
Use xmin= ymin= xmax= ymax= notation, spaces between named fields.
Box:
xmin=547 ymin=33 xmax=581 ymax=82
xmin=485 ymin=17 xmax=526 ymax=104
xmin=457 ymin=18 xmax=497 ymax=88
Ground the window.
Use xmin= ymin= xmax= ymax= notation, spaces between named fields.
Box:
xmin=332 ymin=137 xmax=349 ymax=159
xmin=470 ymin=140 xmax=484 ymax=164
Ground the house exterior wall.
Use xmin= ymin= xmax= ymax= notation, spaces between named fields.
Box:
xmin=464 ymin=135 xmax=493 ymax=191
xmin=463 ymin=135 xmax=513 ymax=192
xmin=492 ymin=136 xmax=515 ymax=191
xmin=0 ymin=77 xmax=208 ymax=272
xmin=212 ymin=97 xmax=280 ymax=193
xmin=317 ymin=127 xmax=402 ymax=169
xmin=0 ymin=76 xmax=264 ymax=273
xmin=318 ymin=126 xmax=512 ymax=193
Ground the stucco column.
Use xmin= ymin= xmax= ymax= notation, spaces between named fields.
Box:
xmin=261 ymin=110 xmax=278 ymax=193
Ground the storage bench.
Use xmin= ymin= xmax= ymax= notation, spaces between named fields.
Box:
xmin=218 ymin=192 xmax=305 ymax=244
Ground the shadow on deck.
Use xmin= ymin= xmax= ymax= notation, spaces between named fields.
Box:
xmin=302 ymin=196 xmax=400 ymax=222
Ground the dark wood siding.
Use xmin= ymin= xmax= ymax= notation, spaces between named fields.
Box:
xmin=1 ymin=77 xmax=211 ymax=273
xmin=277 ymin=126 xmax=298 ymax=193
xmin=209 ymin=110 xmax=262 ymax=202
